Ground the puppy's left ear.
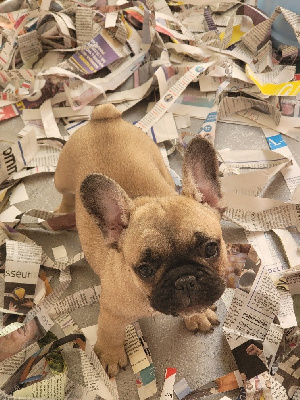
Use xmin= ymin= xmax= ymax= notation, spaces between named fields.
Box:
xmin=80 ymin=174 xmax=133 ymax=247
xmin=182 ymin=136 xmax=224 ymax=212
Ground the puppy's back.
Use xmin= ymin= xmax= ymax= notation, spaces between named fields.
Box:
xmin=55 ymin=104 xmax=175 ymax=199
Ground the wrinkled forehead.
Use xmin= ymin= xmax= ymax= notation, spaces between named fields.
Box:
xmin=133 ymin=197 xmax=221 ymax=234
xmin=123 ymin=198 xmax=222 ymax=262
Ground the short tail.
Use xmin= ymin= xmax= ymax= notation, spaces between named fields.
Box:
xmin=91 ymin=104 xmax=122 ymax=120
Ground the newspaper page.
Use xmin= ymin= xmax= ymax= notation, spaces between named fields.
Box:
xmin=100 ymin=76 xmax=154 ymax=105
xmin=246 ymin=64 xmax=300 ymax=97
xmin=174 ymin=378 xmax=192 ymax=399
xmin=0 ymin=1 xmax=300 ymax=399
xmin=241 ymin=7 xmax=281 ymax=54
xmin=223 ymin=193 xmax=300 ymax=232
xmin=273 ymin=229 xmax=300 ymax=270
xmin=4 ymin=240 xmax=42 ymax=314
xmin=245 ymin=231 xmax=299 ymax=378
xmin=263 ymin=128 xmax=300 ymax=195
xmin=13 ymin=209 xmax=77 ymax=233
xmin=0 ymin=283 xmax=117 ymax=398
xmin=21 ymin=105 xmax=94 ymax=121
xmin=0 ymin=129 xmax=39 ymax=184
xmin=0 ymin=79 xmax=62 ymax=123
xmin=174 ymin=370 xmax=246 ymax=398
xmin=27 ymin=145 xmax=61 ymax=168
xmin=56 ymin=312 xmax=81 ymax=336
xmin=223 ymin=244 xmax=281 ymax=389
xmin=133 ymin=322 xmax=157 ymax=400
xmin=264 ymin=323 xmax=284 ymax=372
xmin=234 ymin=109 xmax=300 ymax=136
xmin=167 ymin=89 xmax=215 ymax=119
xmin=160 ymin=368 xmax=177 ymax=400
xmin=75 ymin=7 xmax=94 ymax=44
xmin=82 ymin=339 xmax=118 ymax=400
xmin=285 ymin=273 xmax=300 ymax=326
xmin=125 ymin=324 xmax=150 ymax=373
xmin=24 ymin=269 xmax=72 ymax=321
xmin=50 ymin=285 xmax=101 ymax=318
xmin=9 ymin=182 xmax=28 ymax=205
xmin=39 ymin=99 xmax=62 ymax=138
xmin=148 ymin=112 xmax=178 ymax=143
xmin=197 ymin=105 xmax=218 ymax=142
xmin=218 ymin=148 xmax=289 ymax=169
xmin=218 ymin=95 xmax=281 ymax=125
xmin=274 ymin=344 xmax=300 ymax=399
xmin=224 ymin=263 xmax=280 ymax=345
xmin=225 ymin=243 xmax=255 ymax=289
xmin=274 ymin=271 xmax=298 ymax=329
xmin=221 ymin=162 xmax=291 ymax=197
xmin=18 ymin=30 xmax=42 ymax=64
xmin=13 ymin=370 xmax=67 ymax=399
xmin=1 ymin=334 xmax=75 ymax=396
xmin=136 ymin=62 xmax=214 ymax=132
xmin=61 ymin=50 xmax=148 ymax=110
xmin=0 ymin=315 xmax=47 ymax=364
xmin=0 ymin=342 xmax=40 ymax=387
xmin=7 ymin=165 xmax=56 ymax=183
xmin=59 ymin=29 xmax=130 ymax=75
xmin=256 ymin=40 xmax=273 ymax=73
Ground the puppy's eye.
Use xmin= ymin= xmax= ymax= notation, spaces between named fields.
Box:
xmin=137 ymin=263 xmax=155 ymax=278
xmin=204 ymin=242 xmax=219 ymax=258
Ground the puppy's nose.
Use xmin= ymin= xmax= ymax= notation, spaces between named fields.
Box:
xmin=175 ymin=275 xmax=196 ymax=291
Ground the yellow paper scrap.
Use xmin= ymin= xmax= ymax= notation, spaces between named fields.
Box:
xmin=219 ymin=25 xmax=246 ymax=48
xmin=0 ymin=187 xmax=8 ymax=202
xmin=246 ymin=64 xmax=300 ymax=96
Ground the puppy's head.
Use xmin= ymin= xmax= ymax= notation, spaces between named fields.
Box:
xmin=80 ymin=136 xmax=228 ymax=315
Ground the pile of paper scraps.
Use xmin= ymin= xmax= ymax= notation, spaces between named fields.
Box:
xmin=0 ymin=0 xmax=300 ymax=399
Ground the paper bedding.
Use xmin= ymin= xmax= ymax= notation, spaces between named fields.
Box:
xmin=0 ymin=0 xmax=299 ymax=399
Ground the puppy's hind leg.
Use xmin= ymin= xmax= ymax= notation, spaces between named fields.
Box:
xmin=54 ymin=160 xmax=76 ymax=213
xmin=55 ymin=192 xmax=75 ymax=213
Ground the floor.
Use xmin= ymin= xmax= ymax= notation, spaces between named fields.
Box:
xmin=1 ymin=98 xmax=299 ymax=399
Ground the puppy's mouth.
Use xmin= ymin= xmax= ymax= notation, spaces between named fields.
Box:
xmin=149 ymin=264 xmax=225 ymax=316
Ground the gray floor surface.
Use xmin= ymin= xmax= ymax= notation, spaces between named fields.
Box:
xmin=0 ymin=99 xmax=299 ymax=399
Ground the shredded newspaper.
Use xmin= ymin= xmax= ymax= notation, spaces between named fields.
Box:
xmin=0 ymin=0 xmax=299 ymax=399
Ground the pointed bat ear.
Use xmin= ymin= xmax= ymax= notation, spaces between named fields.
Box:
xmin=181 ymin=136 xmax=224 ymax=213
xmin=80 ymin=174 xmax=133 ymax=248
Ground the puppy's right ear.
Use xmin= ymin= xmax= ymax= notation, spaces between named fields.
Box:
xmin=80 ymin=174 xmax=133 ymax=248
xmin=181 ymin=136 xmax=224 ymax=212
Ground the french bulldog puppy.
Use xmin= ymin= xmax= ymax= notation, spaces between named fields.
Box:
xmin=54 ymin=103 xmax=228 ymax=377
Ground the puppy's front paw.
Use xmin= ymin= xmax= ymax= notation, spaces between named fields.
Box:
xmin=94 ymin=342 xmax=128 ymax=377
xmin=183 ymin=306 xmax=220 ymax=333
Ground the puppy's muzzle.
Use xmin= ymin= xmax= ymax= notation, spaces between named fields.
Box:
xmin=175 ymin=275 xmax=197 ymax=307
xmin=150 ymin=264 xmax=225 ymax=316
